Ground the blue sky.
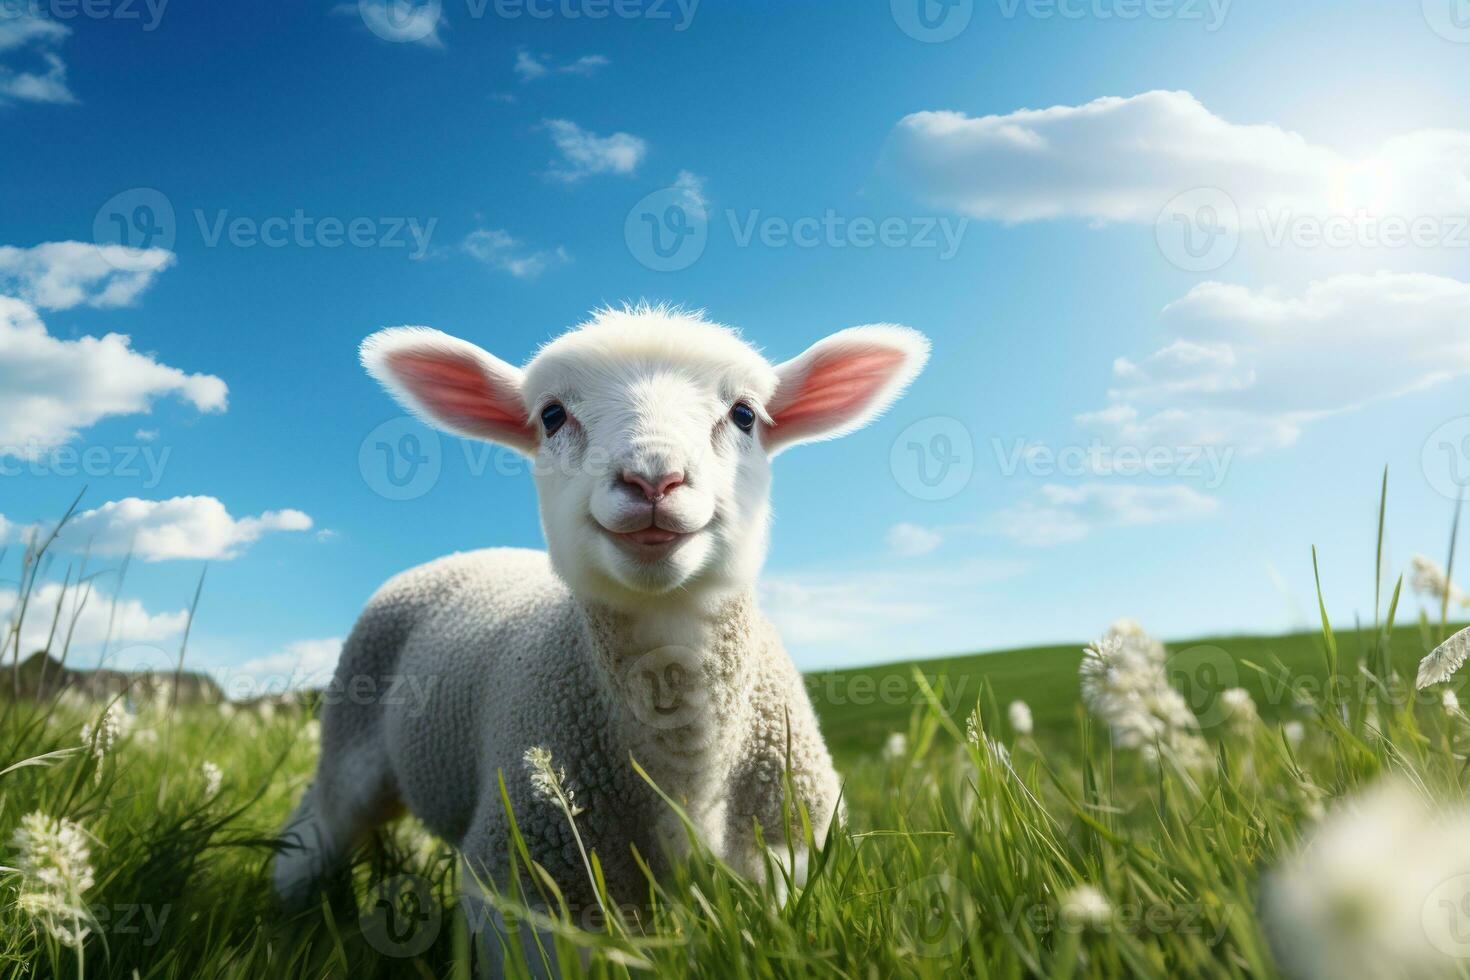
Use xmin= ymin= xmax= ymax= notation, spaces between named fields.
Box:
xmin=3 ymin=0 xmax=1470 ymax=689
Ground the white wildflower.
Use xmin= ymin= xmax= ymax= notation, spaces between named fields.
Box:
xmin=201 ymin=760 xmax=223 ymax=796
xmin=1007 ymin=700 xmax=1033 ymax=737
xmin=1263 ymin=780 xmax=1470 ymax=980
xmin=882 ymin=732 xmax=908 ymax=760
xmin=6 ymin=812 xmax=96 ymax=946
xmin=304 ymin=719 xmax=322 ymax=742
xmin=1284 ymin=721 xmax=1306 ymax=747
xmin=1444 ymin=689 xmax=1462 ymax=715
xmin=80 ymin=703 xmax=129 ymax=782
xmin=219 ymin=701 xmax=237 ymax=720
xmin=1410 ymin=555 xmax=1468 ymax=608
xmin=1417 ymin=626 xmax=1470 ymax=690
xmin=523 ymin=746 xmax=585 ymax=817
xmin=80 ymin=703 xmax=127 ymax=756
xmin=1079 ymin=622 xmax=1207 ymax=766
xmin=1220 ymin=688 xmax=1259 ymax=736
xmin=1060 ymin=884 xmax=1113 ymax=930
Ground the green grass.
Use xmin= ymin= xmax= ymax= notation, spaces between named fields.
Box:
xmin=6 ymin=486 xmax=1470 ymax=978
xmin=2 ymin=609 xmax=1466 ymax=979
xmin=812 ymin=621 xmax=1469 ymax=762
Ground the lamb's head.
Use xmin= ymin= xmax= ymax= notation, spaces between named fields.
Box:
xmin=361 ymin=306 xmax=928 ymax=606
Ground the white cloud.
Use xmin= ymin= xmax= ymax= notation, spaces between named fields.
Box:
xmin=514 ymin=50 xmax=608 ymax=81
xmin=0 ymin=581 xmax=189 ymax=658
xmin=0 ymin=241 xmax=175 ymax=310
xmin=887 ymin=522 xmax=943 ymax=557
xmin=561 ymin=54 xmax=610 ymax=76
xmin=543 ymin=119 xmax=647 ymax=182
xmin=883 ymin=90 xmax=1470 ymax=226
xmin=224 ymin=637 xmax=343 ymax=695
xmin=336 ymin=0 xmax=445 ymax=47
xmin=0 ymin=297 xmax=228 ymax=454
xmin=0 ymin=13 xmax=69 ymax=51
xmin=513 ymin=49 xmax=547 ymax=80
xmin=991 ymin=483 xmax=1219 ymax=547
xmin=462 ymin=228 xmax=569 ymax=279
xmin=7 ymin=496 xmax=314 ymax=562
xmin=1080 ymin=272 xmax=1470 ymax=452
xmin=670 ymin=170 xmax=707 ymax=209
xmin=0 ymin=13 xmax=74 ymax=104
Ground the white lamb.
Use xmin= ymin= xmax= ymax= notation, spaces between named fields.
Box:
xmin=273 ymin=305 xmax=929 ymax=961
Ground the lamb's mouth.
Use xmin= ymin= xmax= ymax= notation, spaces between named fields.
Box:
xmin=600 ymin=525 xmax=697 ymax=562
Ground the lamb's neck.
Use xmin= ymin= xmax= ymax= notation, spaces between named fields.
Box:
xmin=577 ymin=592 xmax=763 ymax=793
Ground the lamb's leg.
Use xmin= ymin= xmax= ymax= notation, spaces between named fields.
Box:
xmin=273 ymin=737 xmax=402 ymax=908
xmin=458 ymin=845 xmax=568 ymax=980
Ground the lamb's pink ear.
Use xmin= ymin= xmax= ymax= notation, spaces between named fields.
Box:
xmin=765 ymin=325 xmax=930 ymax=454
xmin=360 ymin=327 xmax=537 ymax=455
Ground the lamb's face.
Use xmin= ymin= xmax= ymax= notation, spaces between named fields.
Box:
xmin=521 ymin=323 xmax=779 ymax=601
xmin=361 ymin=307 xmax=930 ymax=607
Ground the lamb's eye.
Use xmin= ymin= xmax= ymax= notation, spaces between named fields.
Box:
xmin=730 ymin=402 xmax=756 ymax=434
xmin=541 ymin=402 xmax=567 ymax=436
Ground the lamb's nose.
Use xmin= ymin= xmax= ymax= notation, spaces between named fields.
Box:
xmin=621 ymin=469 xmax=684 ymax=502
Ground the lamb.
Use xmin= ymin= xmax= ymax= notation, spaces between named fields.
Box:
xmin=273 ymin=305 xmax=929 ymax=964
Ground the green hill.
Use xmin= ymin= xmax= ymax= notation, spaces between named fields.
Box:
xmin=806 ymin=620 xmax=1465 ymax=761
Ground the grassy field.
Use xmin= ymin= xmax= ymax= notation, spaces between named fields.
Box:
xmin=7 ymin=515 xmax=1470 ymax=977
xmin=811 ymin=622 xmax=1464 ymax=761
